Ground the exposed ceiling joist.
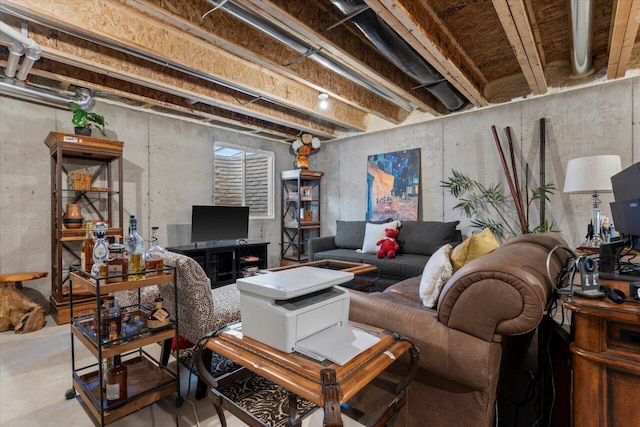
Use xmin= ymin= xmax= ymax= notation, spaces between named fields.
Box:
xmin=492 ymin=0 xmax=547 ymax=95
xmin=1 ymin=0 xmax=367 ymax=132
xmin=607 ymin=0 xmax=640 ymax=79
xmin=239 ymin=0 xmax=443 ymax=115
xmin=124 ymin=0 xmax=408 ymax=125
xmin=364 ymin=0 xmax=488 ymax=107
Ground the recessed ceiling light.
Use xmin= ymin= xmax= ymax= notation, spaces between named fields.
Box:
xmin=318 ymin=92 xmax=329 ymax=109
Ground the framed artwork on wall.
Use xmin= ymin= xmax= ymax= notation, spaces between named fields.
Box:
xmin=366 ymin=148 xmax=421 ymax=221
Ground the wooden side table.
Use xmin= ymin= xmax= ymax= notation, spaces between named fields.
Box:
xmin=196 ymin=321 xmax=418 ymax=426
xmin=560 ymin=278 xmax=640 ymax=427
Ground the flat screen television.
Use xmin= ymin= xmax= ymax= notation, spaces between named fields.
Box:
xmin=191 ymin=205 xmax=249 ymax=244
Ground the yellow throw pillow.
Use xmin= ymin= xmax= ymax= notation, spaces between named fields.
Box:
xmin=450 ymin=228 xmax=500 ymax=271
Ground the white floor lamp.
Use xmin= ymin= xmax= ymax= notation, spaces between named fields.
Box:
xmin=563 ymin=155 xmax=622 ymax=246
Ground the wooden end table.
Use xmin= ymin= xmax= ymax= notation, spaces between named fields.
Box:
xmin=196 ymin=321 xmax=418 ymax=426
xmin=266 ymin=259 xmax=380 ymax=292
xmin=560 ymin=278 xmax=640 ymax=426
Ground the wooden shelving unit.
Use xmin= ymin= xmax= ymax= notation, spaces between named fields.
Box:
xmin=45 ymin=131 xmax=124 ymax=324
xmin=281 ymin=169 xmax=323 ymax=264
xmin=67 ymin=267 xmax=181 ymax=426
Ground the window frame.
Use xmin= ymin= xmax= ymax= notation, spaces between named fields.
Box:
xmin=213 ymin=141 xmax=275 ymax=220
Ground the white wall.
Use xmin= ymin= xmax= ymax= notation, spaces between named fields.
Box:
xmin=317 ymin=77 xmax=638 ymax=249
xmin=0 ymin=97 xmax=290 ymax=302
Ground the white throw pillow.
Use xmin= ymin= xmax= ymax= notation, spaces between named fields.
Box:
xmin=419 ymin=244 xmax=453 ymax=308
xmin=360 ymin=221 xmax=401 ymax=253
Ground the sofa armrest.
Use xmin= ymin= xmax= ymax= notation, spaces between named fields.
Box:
xmin=437 ymin=240 xmax=561 ymax=342
xmin=348 ymin=291 xmax=500 ymax=391
xmin=308 ymin=235 xmax=336 ymax=261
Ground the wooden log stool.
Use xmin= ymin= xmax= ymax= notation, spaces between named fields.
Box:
xmin=0 ymin=272 xmax=47 ymax=333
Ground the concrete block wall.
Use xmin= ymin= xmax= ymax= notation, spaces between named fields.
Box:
xmin=319 ymin=77 xmax=638 ymax=250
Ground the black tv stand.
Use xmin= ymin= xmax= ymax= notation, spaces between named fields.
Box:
xmin=167 ymin=240 xmax=269 ymax=288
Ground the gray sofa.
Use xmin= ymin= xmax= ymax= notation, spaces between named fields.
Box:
xmin=308 ymin=220 xmax=462 ymax=289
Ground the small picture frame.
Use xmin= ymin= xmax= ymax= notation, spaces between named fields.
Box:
xmin=300 ymin=186 xmax=313 ymax=201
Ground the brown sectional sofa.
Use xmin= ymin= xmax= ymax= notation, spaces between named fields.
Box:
xmin=347 ymin=233 xmax=570 ymax=427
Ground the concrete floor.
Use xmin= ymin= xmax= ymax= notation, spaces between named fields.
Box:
xmin=0 ymin=316 xmax=366 ymax=427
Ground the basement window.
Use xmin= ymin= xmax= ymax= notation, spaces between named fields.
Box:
xmin=213 ymin=142 xmax=274 ymax=219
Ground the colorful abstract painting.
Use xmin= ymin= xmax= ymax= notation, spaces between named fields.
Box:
xmin=366 ymin=148 xmax=421 ymax=221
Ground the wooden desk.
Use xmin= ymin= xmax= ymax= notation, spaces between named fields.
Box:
xmin=561 ymin=279 xmax=640 ymax=427
xmin=197 ymin=322 xmax=418 ymax=426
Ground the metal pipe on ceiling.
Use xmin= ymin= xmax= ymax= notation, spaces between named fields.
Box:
xmin=205 ymin=0 xmax=414 ymax=112
xmin=569 ymin=0 xmax=594 ymax=77
xmin=327 ymin=0 xmax=467 ymax=111
xmin=0 ymin=82 xmax=93 ymax=109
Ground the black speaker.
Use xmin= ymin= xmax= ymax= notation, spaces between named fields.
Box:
xmin=599 ymin=240 xmax=625 ymax=273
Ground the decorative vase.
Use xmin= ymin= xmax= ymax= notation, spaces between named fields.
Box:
xmin=74 ymin=127 xmax=91 ymax=136
xmin=295 ymin=155 xmax=309 ymax=169
xmin=63 ymin=203 xmax=84 ymax=229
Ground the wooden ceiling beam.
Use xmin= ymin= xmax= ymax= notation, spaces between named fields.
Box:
xmin=607 ymin=0 xmax=640 ymax=79
xmin=0 ymin=0 xmax=366 ymax=132
xmin=0 ymin=16 xmax=339 ymax=138
xmin=364 ymin=0 xmax=488 ymax=107
xmin=491 ymin=0 xmax=547 ymax=95
xmin=0 ymin=56 xmax=303 ymax=140
xmin=124 ymin=0 xmax=408 ymax=125
xmin=239 ymin=0 xmax=443 ymax=114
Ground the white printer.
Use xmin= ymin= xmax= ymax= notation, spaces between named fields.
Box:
xmin=236 ymin=266 xmax=354 ymax=353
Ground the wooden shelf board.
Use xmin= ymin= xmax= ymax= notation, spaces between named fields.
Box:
xmin=71 ymin=319 xmax=175 ymax=360
xmin=70 ymin=271 xmax=175 ymax=295
xmin=73 ymin=356 xmax=176 ymax=424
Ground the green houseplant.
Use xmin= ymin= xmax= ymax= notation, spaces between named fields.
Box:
xmin=68 ymin=102 xmax=107 ymax=137
xmin=441 ymin=169 xmax=558 ymax=240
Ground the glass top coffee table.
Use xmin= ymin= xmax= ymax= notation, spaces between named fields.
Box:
xmin=265 ymin=259 xmax=379 ymax=292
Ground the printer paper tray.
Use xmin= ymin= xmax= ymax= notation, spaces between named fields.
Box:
xmin=295 ymin=324 xmax=380 ymax=366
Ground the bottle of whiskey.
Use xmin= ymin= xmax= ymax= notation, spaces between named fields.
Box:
xmin=124 ymin=215 xmax=144 ymax=280
xmin=147 ymin=297 xmax=171 ymax=329
xmin=81 ymin=221 xmax=95 ymax=272
xmin=106 ymin=355 xmax=127 ymax=405
xmin=144 ymin=226 xmax=165 ymax=276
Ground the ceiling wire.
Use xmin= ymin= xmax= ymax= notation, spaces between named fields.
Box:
xmin=201 ymin=0 xmax=230 ymax=22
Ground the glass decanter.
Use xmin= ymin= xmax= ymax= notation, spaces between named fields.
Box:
xmin=124 ymin=215 xmax=144 ymax=280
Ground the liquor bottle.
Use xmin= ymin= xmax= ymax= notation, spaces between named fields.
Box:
xmin=147 ymin=297 xmax=171 ymax=329
xmin=106 ymin=355 xmax=127 ymax=405
xmin=81 ymin=221 xmax=95 ymax=272
xmin=91 ymin=222 xmax=109 ymax=280
xmin=144 ymin=226 xmax=165 ymax=276
xmin=106 ymin=244 xmax=128 ymax=283
xmin=124 ymin=215 xmax=144 ymax=280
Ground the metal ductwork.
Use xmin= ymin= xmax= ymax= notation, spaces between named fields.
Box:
xmin=328 ymin=0 xmax=467 ymax=111
xmin=0 ymin=19 xmax=93 ymax=109
xmin=569 ymin=0 xmax=594 ymax=77
xmin=206 ymin=0 xmax=413 ymax=111
xmin=0 ymin=82 xmax=94 ymax=109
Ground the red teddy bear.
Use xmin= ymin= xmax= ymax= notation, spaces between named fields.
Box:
xmin=376 ymin=228 xmax=400 ymax=259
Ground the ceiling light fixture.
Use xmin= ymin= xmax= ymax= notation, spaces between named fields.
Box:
xmin=318 ymin=92 xmax=329 ymax=109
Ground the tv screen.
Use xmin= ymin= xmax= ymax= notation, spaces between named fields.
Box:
xmin=191 ymin=205 xmax=249 ymax=243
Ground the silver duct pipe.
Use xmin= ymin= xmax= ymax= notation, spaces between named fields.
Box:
xmin=328 ymin=0 xmax=466 ymax=111
xmin=0 ymin=81 xmax=93 ymax=109
xmin=0 ymin=20 xmax=41 ymax=80
xmin=569 ymin=0 xmax=594 ymax=77
xmin=205 ymin=0 xmax=414 ymax=111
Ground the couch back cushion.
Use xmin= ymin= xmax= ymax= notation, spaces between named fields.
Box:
xmin=335 ymin=220 xmax=367 ymax=249
xmin=334 ymin=219 xmax=394 ymax=249
xmin=398 ymin=221 xmax=461 ymax=255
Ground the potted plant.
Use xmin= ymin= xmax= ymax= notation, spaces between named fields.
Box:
xmin=68 ymin=102 xmax=107 ymax=136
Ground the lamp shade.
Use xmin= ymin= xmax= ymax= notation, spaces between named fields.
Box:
xmin=563 ymin=155 xmax=622 ymax=193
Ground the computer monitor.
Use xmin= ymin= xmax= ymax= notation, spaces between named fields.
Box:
xmin=610 ymin=162 xmax=640 ymax=252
